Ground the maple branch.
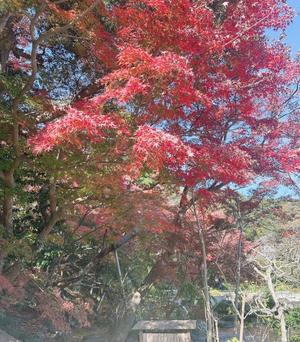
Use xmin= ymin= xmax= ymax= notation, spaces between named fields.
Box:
xmin=53 ymin=227 xmax=140 ymax=286
xmin=36 ymin=179 xmax=63 ymax=244
xmin=11 ymin=0 xmax=102 ymax=110
xmin=0 ymin=155 xmax=26 ymax=186
xmin=223 ymin=11 xmax=273 ymax=48
xmin=52 ymin=0 xmax=69 ymax=4
xmin=41 ymin=0 xmax=103 ymax=41
xmin=185 ymin=182 xmax=224 ymax=212
xmin=36 ymin=209 xmax=64 ymax=244
xmin=11 ymin=4 xmax=46 ymax=153
xmin=0 ymin=13 xmax=12 ymax=34
xmin=0 ymin=170 xmax=5 ymax=183
xmin=175 ymin=185 xmax=189 ymax=225
xmin=49 ymin=179 xmax=57 ymax=214
xmin=14 ymin=6 xmax=45 ymax=100
xmin=71 ymin=205 xmax=103 ymax=236
xmin=74 ymin=82 xmax=105 ymax=101
xmin=281 ymin=79 xmax=300 ymax=108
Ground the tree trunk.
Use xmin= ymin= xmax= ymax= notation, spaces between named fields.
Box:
xmin=3 ymin=186 xmax=14 ymax=234
xmin=192 ymin=198 xmax=214 ymax=342
xmin=0 ymin=187 xmax=13 ymax=273
xmin=0 ymin=15 xmax=17 ymax=273
xmin=279 ymin=308 xmax=288 ymax=342
xmin=264 ymin=268 xmax=287 ymax=342
xmin=0 ymin=250 xmax=6 ymax=274
xmin=234 ymin=205 xmax=243 ymax=334
xmin=200 ymin=231 xmax=214 ymax=342
xmin=0 ymin=15 xmax=15 ymax=73
xmin=1 ymin=170 xmax=15 ymax=235
xmin=239 ymin=295 xmax=245 ymax=342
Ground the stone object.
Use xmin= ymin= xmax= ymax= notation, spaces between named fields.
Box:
xmin=132 ymin=320 xmax=197 ymax=342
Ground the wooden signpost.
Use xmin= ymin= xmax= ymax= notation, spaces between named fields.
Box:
xmin=132 ymin=320 xmax=197 ymax=342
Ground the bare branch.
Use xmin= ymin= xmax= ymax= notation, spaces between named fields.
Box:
xmin=36 ymin=208 xmax=64 ymax=244
xmin=53 ymin=227 xmax=140 ymax=286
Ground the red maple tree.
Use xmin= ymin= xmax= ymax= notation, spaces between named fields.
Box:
xmin=1 ymin=1 xmax=300 ymax=334
xmin=30 ymin=0 xmax=300 ymax=194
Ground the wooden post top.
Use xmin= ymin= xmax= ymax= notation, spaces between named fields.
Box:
xmin=132 ymin=320 xmax=197 ymax=332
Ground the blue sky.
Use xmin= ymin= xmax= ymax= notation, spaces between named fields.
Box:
xmin=279 ymin=0 xmax=300 ymax=198
xmin=286 ymin=0 xmax=300 ymax=55
xmin=239 ymin=1 xmax=300 ymax=199
xmin=267 ymin=0 xmax=300 ymax=56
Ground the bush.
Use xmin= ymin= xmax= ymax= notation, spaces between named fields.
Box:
xmin=287 ymin=309 xmax=300 ymax=330
xmin=290 ymin=336 xmax=300 ymax=342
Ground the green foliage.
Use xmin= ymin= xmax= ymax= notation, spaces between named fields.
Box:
xmin=0 ymin=224 xmax=32 ymax=258
xmin=0 ymin=0 xmax=299 ymax=338
xmin=0 ymin=74 xmax=24 ymax=98
xmin=136 ymin=281 xmax=205 ymax=321
xmin=0 ymin=0 xmax=36 ymax=12
xmin=213 ymin=299 xmax=235 ymax=316
xmin=286 ymin=309 xmax=300 ymax=330
xmin=0 ymin=148 xmax=15 ymax=172
xmin=138 ymin=171 xmax=157 ymax=188
xmin=244 ymin=199 xmax=300 ymax=240
xmin=263 ymin=309 xmax=300 ymax=335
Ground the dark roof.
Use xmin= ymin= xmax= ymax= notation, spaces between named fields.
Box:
xmin=132 ymin=320 xmax=197 ymax=331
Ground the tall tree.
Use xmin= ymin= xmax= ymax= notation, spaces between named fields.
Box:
xmin=0 ymin=0 xmax=299 ymax=337
xmin=31 ymin=0 xmax=300 ymax=283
